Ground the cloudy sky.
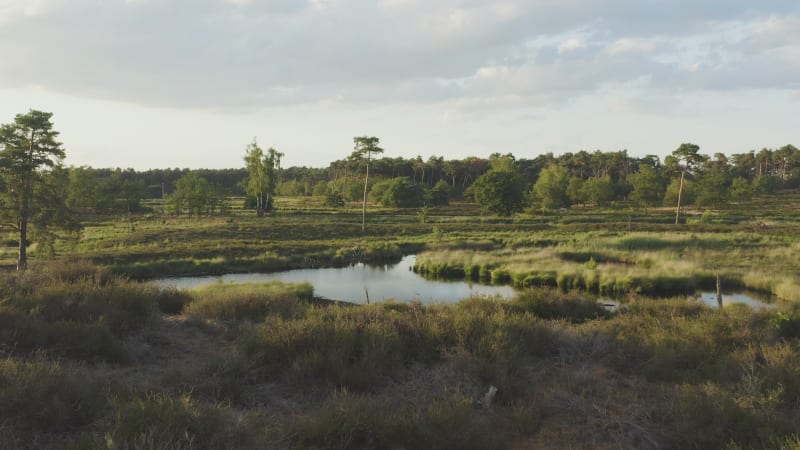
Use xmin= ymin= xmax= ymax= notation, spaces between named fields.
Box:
xmin=1 ymin=0 xmax=798 ymax=169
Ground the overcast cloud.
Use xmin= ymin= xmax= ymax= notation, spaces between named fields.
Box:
xmin=0 ymin=0 xmax=797 ymax=168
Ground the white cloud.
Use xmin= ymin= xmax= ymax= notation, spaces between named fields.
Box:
xmin=0 ymin=0 xmax=797 ymax=111
xmin=558 ymin=38 xmax=584 ymax=53
xmin=606 ymin=38 xmax=655 ymax=55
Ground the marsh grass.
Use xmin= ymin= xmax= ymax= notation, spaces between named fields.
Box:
xmin=184 ymin=281 xmax=314 ymax=322
xmin=414 ymin=229 xmax=798 ymax=300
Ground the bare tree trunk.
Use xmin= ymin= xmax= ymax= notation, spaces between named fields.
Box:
xmin=675 ymin=170 xmax=685 ymax=225
xmin=18 ymin=215 xmax=27 ymax=270
xmin=716 ymin=273 xmax=723 ymax=309
xmin=362 ymin=156 xmax=370 ymax=232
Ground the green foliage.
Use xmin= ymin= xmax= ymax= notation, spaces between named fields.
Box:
xmin=168 ymin=173 xmax=223 ymax=215
xmin=243 ymin=139 xmax=283 ymax=216
xmin=696 ymin=168 xmax=730 ymax=208
xmin=753 ymin=174 xmax=782 ymax=194
xmin=379 ymin=177 xmax=425 ymax=207
xmin=533 ymin=164 xmax=570 ymax=210
xmin=582 ymin=175 xmax=615 ymax=206
xmin=664 ymin=177 xmax=695 ymax=207
xmin=628 ymin=165 xmax=665 ymax=211
xmin=730 ymin=177 xmax=753 ymax=201
xmin=0 ymin=109 xmax=75 ymax=269
xmin=427 ymin=179 xmax=451 ymax=206
xmin=352 ymin=136 xmax=385 ymax=230
xmin=472 ymin=168 xmax=526 ymax=216
xmin=567 ymin=176 xmax=587 ymax=205
xmin=323 ymin=187 xmax=345 ymax=207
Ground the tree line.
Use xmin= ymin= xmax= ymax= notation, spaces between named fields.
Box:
xmin=2 ymin=109 xmax=799 ymax=268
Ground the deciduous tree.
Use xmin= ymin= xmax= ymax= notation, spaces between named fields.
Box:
xmin=532 ymin=164 xmax=570 ymax=210
xmin=472 ymin=166 xmax=526 ymax=216
xmin=243 ymin=139 xmax=283 ymax=216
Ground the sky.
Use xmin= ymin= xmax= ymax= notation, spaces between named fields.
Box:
xmin=1 ymin=0 xmax=798 ymax=170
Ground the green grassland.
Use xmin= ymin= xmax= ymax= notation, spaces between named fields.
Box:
xmin=1 ymin=193 xmax=800 ymax=448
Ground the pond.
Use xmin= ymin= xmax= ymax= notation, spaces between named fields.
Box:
xmin=694 ymin=291 xmax=775 ymax=309
xmin=151 ymin=255 xmax=516 ymax=304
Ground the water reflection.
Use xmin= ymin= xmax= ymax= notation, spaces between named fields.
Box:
xmin=695 ymin=292 xmax=775 ymax=309
xmin=151 ymin=255 xmax=515 ymax=304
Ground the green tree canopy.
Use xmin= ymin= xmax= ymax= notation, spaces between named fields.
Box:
xmin=582 ymin=176 xmax=615 ymax=207
xmin=667 ymin=143 xmax=708 ymax=224
xmin=243 ymin=139 xmax=283 ymax=216
xmin=168 ymin=173 xmax=223 ymax=215
xmin=472 ymin=166 xmax=526 ymax=216
xmin=532 ymin=164 xmax=570 ymax=210
xmin=351 ymin=136 xmax=384 ymax=231
xmin=0 ymin=110 xmax=77 ymax=269
xmin=628 ymin=165 xmax=665 ymax=212
xmin=378 ymin=177 xmax=425 ymax=208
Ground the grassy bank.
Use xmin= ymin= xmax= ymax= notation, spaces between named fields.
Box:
xmin=413 ymin=229 xmax=800 ymax=300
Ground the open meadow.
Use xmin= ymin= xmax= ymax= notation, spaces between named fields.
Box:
xmin=2 ymin=193 xmax=800 ymax=449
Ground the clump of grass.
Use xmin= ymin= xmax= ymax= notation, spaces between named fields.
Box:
xmin=0 ymin=356 xmax=108 ymax=432
xmin=242 ymin=303 xmax=439 ymax=390
xmin=665 ymin=383 xmax=795 ymax=449
xmin=184 ymin=281 xmax=313 ymax=322
xmin=0 ymin=262 xmax=157 ymax=361
xmin=154 ymin=287 xmax=193 ymax=314
xmin=107 ymin=392 xmax=255 ymax=450
xmin=278 ymin=390 xmax=509 ymax=449
xmin=509 ymin=289 xmax=609 ymax=323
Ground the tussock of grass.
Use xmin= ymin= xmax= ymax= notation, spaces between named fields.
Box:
xmin=0 ymin=263 xmax=158 ymax=361
xmin=0 ymin=356 xmax=107 ymax=432
xmin=242 ymin=302 xmax=440 ymax=389
xmin=107 ymin=392 xmax=255 ymax=450
xmin=184 ymin=281 xmax=314 ymax=322
xmin=279 ymin=390 xmax=509 ymax=449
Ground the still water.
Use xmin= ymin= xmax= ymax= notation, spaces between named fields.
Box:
xmin=695 ymin=291 xmax=775 ymax=309
xmin=151 ymin=255 xmax=516 ymax=304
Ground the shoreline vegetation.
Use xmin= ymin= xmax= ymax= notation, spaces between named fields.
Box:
xmin=1 ymin=191 xmax=800 ymax=448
